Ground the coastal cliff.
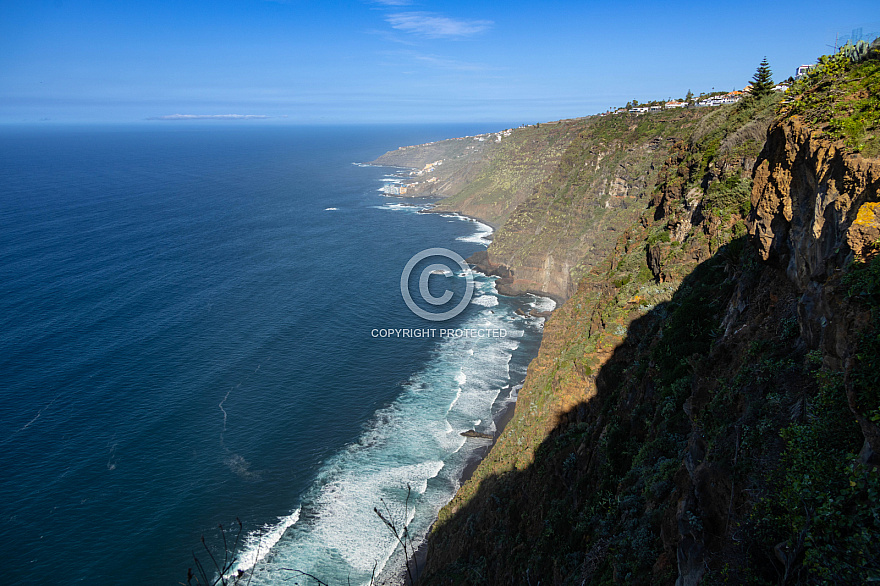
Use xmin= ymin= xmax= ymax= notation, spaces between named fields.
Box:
xmin=415 ymin=43 xmax=880 ymax=584
xmin=470 ymin=109 xmax=721 ymax=300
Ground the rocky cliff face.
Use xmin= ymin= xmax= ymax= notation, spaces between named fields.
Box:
xmin=473 ymin=110 xmax=717 ymax=300
xmin=372 ymin=112 xmax=723 ymax=301
xmin=420 ymin=48 xmax=880 ymax=585
xmin=750 ymin=114 xmax=880 ymax=462
xmin=751 ymin=116 xmax=880 ymax=361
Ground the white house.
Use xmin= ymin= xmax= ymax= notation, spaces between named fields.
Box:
xmin=796 ymin=64 xmax=815 ymax=77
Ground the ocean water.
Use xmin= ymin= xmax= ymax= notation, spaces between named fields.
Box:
xmin=0 ymin=124 xmax=548 ymax=584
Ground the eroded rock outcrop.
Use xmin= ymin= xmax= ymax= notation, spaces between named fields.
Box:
xmin=750 ymin=117 xmax=880 ymax=361
xmin=751 ymin=117 xmax=880 ymax=277
xmin=749 ymin=116 xmax=880 ymax=463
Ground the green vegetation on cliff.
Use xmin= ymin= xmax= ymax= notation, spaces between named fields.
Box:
xmin=782 ymin=41 xmax=880 ymax=156
xmin=432 ymin=123 xmax=585 ymax=226
xmin=420 ymin=42 xmax=880 ymax=585
xmin=369 ymin=122 xmax=584 ymax=227
xmin=477 ymin=108 xmax=726 ymax=299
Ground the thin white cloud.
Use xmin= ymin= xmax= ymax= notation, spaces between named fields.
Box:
xmin=407 ymin=52 xmax=490 ymax=72
xmin=365 ymin=28 xmax=419 ymax=46
xmin=376 ymin=49 xmax=496 ymax=72
xmin=148 ymin=114 xmax=270 ymax=120
xmin=386 ymin=12 xmax=493 ymax=38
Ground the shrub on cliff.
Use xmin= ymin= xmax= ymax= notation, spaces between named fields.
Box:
xmin=782 ymin=41 xmax=880 ymax=156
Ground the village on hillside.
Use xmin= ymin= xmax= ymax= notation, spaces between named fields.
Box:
xmin=381 ymin=159 xmax=444 ymax=195
xmin=597 ymin=60 xmax=823 ymax=117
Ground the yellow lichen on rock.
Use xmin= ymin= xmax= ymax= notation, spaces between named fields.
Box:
xmin=848 ymin=201 xmax=880 ymax=259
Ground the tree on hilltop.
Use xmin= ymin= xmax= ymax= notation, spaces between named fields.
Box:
xmin=750 ymin=57 xmax=774 ymax=98
xmin=685 ymin=89 xmax=694 ymax=102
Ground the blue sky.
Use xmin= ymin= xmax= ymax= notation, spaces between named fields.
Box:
xmin=1 ymin=0 xmax=877 ymax=124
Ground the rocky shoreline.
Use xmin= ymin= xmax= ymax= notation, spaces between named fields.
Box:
xmin=405 ymin=394 xmax=520 ymax=585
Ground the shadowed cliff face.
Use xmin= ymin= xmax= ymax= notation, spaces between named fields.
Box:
xmin=749 ymin=114 xmax=880 ymax=469
xmin=420 ymin=243 xmax=828 ymax=585
xmin=420 ymin=51 xmax=880 ymax=585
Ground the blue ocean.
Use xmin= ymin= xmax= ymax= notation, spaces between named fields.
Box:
xmin=0 ymin=124 xmax=550 ymax=584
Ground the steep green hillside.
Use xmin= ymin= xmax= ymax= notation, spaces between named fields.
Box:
xmin=421 ymin=42 xmax=880 ymax=585
xmin=431 ymin=122 xmax=589 ymax=226
xmin=472 ymin=105 xmax=765 ymax=300
xmin=369 ymin=122 xmax=584 ymax=227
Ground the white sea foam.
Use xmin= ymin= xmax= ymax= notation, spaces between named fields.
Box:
xmin=455 ymin=219 xmax=493 ymax=246
xmin=232 ymin=508 xmax=301 ymax=575
xmin=470 ymin=294 xmax=499 ymax=307
xmin=528 ymin=293 xmax=557 ymax=314
xmin=308 ymin=459 xmax=445 ymax=574
xmin=242 ymin=271 xmax=533 ymax=586
xmin=324 ymin=207 xmax=338 ymax=211
xmin=371 ymin=202 xmax=426 ymax=212
xmin=448 ymin=385 xmax=462 ymax=410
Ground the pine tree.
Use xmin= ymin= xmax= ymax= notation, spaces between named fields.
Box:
xmin=685 ymin=89 xmax=694 ymax=102
xmin=750 ymin=57 xmax=774 ymax=98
